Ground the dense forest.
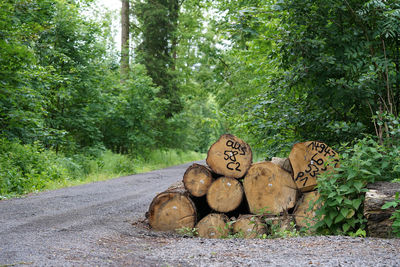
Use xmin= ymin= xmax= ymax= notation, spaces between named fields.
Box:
xmin=1 ymin=0 xmax=400 ymax=234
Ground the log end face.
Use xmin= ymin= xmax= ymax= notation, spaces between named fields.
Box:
xmin=148 ymin=192 xmax=197 ymax=231
xmin=207 ymin=177 xmax=244 ymax=213
xmin=206 ymin=134 xmax=252 ymax=178
xmin=244 ymin=162 xmax=297 ymax=215
xmin=289 ymin=141 xmax=338 ymax=192
xmin=183 ymin=164 xmax=213 ymax=197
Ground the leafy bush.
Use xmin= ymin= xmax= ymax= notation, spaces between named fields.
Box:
xmin=0 ymin=137 xmax=204 ymax=199
xmin=0 ymin=139 xmax=67 ymax=198
xmin=314 ymin=137 xmax=400 ymax=235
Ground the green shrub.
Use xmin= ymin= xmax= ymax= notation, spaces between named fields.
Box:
xmin=0 ymin=139 xmax=203 ymax=198
xmin=0 ymin=139 xmax=67 ymax=198
xmin=99 ymin=150 xmax=136 ymax=175
xmin=314 ymin=137 xmax=400 ymax=235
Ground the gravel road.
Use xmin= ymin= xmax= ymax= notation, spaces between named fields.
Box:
xmin=1 ymin=161 xmax=399 ymax=267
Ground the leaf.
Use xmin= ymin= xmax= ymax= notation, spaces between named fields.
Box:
xmin=382 ymin=201 xmax=397 ymax=209
xmin=340 ymin=208 xmax=349 ymax=218
xmin=346 ymin=209 xmax=355 ymax=219
xmin=353 ymin=181 xmax=364 ymax=192
xmin=328 ymin=192 xmax=337 ymax=198
xmin=392 ymin=221 xmax=400 ymax=227
xmin=348 ymin=170 xmax=358 ymax=179
xmin=334 ymin=213 xmax=345 ymax=223
xmin=325 ymin=216 xmax=333 ymax=227
xmin=360 ymin=169 xmax=373 ymax=175
xmin=352 ymin=199 xmax=362 ymax=210
xmin=339 ymin=185 xmax=350 ymax=192
xmin=336 ymin=196 xmax=344 ymax=204
xmin=342 ymin=223 xmax=350 ymax=233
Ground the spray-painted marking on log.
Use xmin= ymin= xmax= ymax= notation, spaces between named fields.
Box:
xmin=226 ymin=140 xmax=246 ymax=155
xmin=294 ymin=141 xmax=339 ymax=187
xmin=307 ymin=141 xmax=337 ymax=158
xmin=224 ymin=140 xmax=246 ymax=172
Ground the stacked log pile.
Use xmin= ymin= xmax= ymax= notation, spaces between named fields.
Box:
xmin=147 ymin=134 xmax=339 ymax=238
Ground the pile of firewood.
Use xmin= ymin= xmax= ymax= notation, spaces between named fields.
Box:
xmin=146 ymin=134 xmax=339 ymax=238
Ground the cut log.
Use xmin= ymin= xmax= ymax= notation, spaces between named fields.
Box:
xmin=293 ymin=191 xmax=320 ymax=228
xmin=289 ymin=141 xmax=339 ymax=192
xmin=364 ymin=182 xmax=399 ymax=238
xmin=196 ymin=213 xmax=230 ymax=238
xmin=232 ymin=214 xmax=266 ymax=238
xmin=271 ymin=157 xmax=293 ymax=175
xmin=243 ymin=161 xmax=297 ymax=214
xmin=183 ymin=163 xmax=214 ymax=197
xmin=147 ymin=188 xmax=197 ymax=231
xmin=206 ymin=177 xmax=244 ymax=213
xmin=206 ymin=134 xmax=252 ymax=178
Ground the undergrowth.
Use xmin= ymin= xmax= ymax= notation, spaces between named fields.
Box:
xmin=0 ymin=138 xmax=204 ymax=199
xmin=314 ymin=136 xmax=400 ymax=236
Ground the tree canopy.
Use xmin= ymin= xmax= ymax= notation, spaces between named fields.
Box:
xmin=1 ymin=0 xmax=399 ymax=161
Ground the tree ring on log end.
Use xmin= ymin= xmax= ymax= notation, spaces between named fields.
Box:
xmin=206 ymin=177 xmax=244 ymax=213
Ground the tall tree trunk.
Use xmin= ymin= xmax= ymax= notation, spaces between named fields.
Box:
xmin=120 ymin=0 xmax=130 ymax=81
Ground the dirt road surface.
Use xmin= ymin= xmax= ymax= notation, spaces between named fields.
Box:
xmin=1 ymin=161 xmax=399 ymax=266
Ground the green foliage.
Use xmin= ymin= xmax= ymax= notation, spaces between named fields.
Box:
xmin=0 ymin=0 xmax=52 ymax=144
xmin=274 ymin=0 xmax=400 ymax=141
xmin=0 ymin=138 xmax=66 ymax=198
xmin=134 ymin=0 xmax=182 ymax=117
xmin=382 ymin=192 xmax=400 ymax=237
xmin=172 ymin=96 xmax=225 ymax=153
xmin=210 ymin=0 xmax=400 ymax=156
xmin=35 ymin=0 xmax=113 ymax=149
xmin=0 ymin=136 xmax=204 ymax=198
xmin=348 ymin=228 xmax=367 ymax=238
xmin=101 ymin=64 xmax=165 ymax=154
xmin=314 ymin=136 xmax=400 ymax=235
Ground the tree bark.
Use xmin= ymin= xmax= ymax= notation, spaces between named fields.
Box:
xmin=289 ymin=141 xmax=339 ymax=192
xmin=120 ymin=0 xmax=130 ymax=80
xmin=243 ymin=161 xmax=297 ymax=214
xmin=206 ymin=177 xmax=244 ymax=213
xmin=147 ymin=187 xmax=197 ymax=231
xmin=183 ymin=163 xmax=214 ymax=197
xmin=206 ymin=134 xmax=252 ymax=178
xmin=196 ymin=213 xmax=229 ymax=238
